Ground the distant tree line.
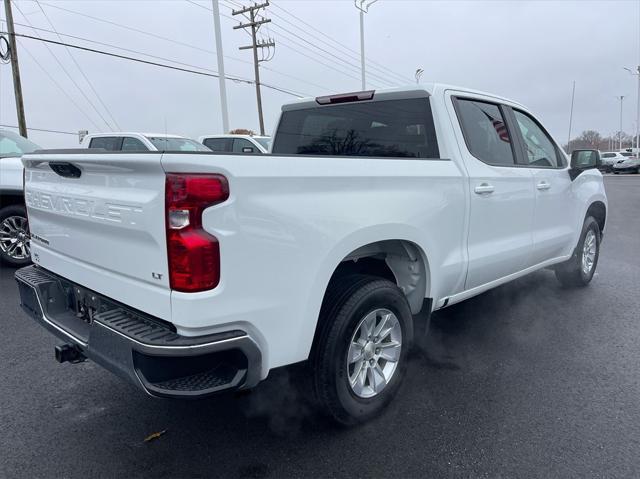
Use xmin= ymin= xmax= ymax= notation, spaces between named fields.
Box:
xmin=565 ymin=130 xmax=635 ymax=153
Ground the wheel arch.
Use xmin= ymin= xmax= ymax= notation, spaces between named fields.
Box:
xmin=0 ymin=191 xmax=25 ymax=209
xmin=304 ymin=233 xmax=433 ymax=362
xmin=330 ymin=239 xmax=431 ymax=315
xmin=586 ymin=201 xmax=606 ymax=235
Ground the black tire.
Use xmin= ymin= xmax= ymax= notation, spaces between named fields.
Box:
xmin=555 ymin=216 xmax=600 ymax=287
xmin=312 ymin=274 xmax=413 ymax=425
xmin=0 ymin=204 xmax=31 ymax=267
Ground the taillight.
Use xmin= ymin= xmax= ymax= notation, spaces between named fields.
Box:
xmin=165 ymin=174 xmax=229 ymax=292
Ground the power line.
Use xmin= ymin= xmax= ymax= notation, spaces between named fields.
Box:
xmin=268 ymin=1 xmax=411 ymax=85
xmin=7 ymin=31 xmax=305 ymax=98
xmin=16 ymin=40 xmax=104 ymax=131
xmin=268 ymin=24 xmax=380 ymax=87
xmin=184 ymin=0 xmax=331 ymax=93
xmin=40 ymin=1 xmax=252 ymax=68
xmin=12 ymin=1 xmax=109 ymax=131
xmin=275 ymin=36 xmax=364 ymax=85
xmin=38 ymin=1 xmax=319 ymax=95
xmin=34 ymin=0 xmax=121 ymax=130
xmin=12 ymin=21 xmax=315 ymax=97
xmin=0 ymin=123 xmax=77 ymax=135
xmin=200 ymin=0 xmax=384 ymax=87
xmin=266 ymin=20 xmax=394 ymax=87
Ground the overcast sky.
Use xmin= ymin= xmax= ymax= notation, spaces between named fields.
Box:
xmin=1 ymin=0 xmax=639 ymax=148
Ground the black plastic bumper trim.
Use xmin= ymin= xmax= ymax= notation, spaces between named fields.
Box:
xmin=15 ymin=265 xmax=263 ymax=397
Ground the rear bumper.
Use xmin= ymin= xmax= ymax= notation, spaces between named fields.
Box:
xmin=15 ymin=265 xmax=262 ymax=399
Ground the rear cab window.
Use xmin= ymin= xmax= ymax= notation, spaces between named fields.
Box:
xmin=88 ymin=137 xmax=123 ymax=151
xmin=272 ymin=98 xmax=440 ymax=158
xmin=203 ymin=138 xmax=233 ymax=152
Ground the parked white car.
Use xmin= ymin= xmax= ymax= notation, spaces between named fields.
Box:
xmin=0 ymin=129 xmax=40 ymax=266
xmin=17 ymin=84 xmax=607 ymax=424
xmin=199 ymin=134 xmax=271 ymax=154
xmin=82 ymin=132 xmax=210 ymax=152
xmin=612 ymin=154 xmax=640 ymax=174
xmin=600 ymin=151 xmax=627 ymax=172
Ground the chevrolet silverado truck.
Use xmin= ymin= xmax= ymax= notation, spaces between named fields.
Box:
xmin=15 ymin=85 xmax=607 ymax=424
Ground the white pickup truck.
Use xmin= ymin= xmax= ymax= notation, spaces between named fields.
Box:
xmin=16 ymin=85 xmax=607 ymax=424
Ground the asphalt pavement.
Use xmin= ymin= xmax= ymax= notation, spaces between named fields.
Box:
xmin=1 ymin=176 xmax=639 ymax=478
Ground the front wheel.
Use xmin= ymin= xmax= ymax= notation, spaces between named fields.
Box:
xmin=555 ymin=216 xmax=600 ymax=287
xmin=312 ymin=275 xmax=413 ymax=425
xmin=0 ymin=205 xmax=31 ymax=267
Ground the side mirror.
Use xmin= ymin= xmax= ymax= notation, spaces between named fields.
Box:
xmin=242 ymin=147 xmax=255 ymax=153
xmin=569 ymin=149 xmax=600 ymax=180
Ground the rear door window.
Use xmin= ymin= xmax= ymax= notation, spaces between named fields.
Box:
xmin=203 ymin=138 xmax=232 ymax=152
xmin=232 ymin=138 xmax=258 ymax=153
xmin=272 ymin=98 xmax=439 ymax=158
xmin=454 ymin=98 xmax=516 ymax=166
xmin=121 ymin=137 xmax=148 ymax=151
xmin=89 ymin=137 xmax=123 ymax=151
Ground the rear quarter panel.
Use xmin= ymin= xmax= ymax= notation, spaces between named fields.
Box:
xmin=162 ymin=153 xmax=467 ymax=374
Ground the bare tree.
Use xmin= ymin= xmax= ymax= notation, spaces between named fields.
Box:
xmin=229 ymin=128 xmax=256 ymax=136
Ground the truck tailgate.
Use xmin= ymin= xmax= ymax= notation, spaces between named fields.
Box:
xmin=22 ymin=152 xmax=171 ymax=320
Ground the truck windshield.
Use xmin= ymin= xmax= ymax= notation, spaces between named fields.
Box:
xmin=146 ymin=137 xmax=210 ymax=152
xmin=0 ymin=130 xmax=41 ymax=158
xmin=272 ymin=98 xmax=439 ymax=158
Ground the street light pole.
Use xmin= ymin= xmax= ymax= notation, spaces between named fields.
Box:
xmin=354 ymin=0 xmax=378 ymax=90
xmin=617 ymin=95 xmax=625 ymax=150
xmin=211 ymin=0 xmax=229 ymax=134
xmin=567 ymin=80 xmax=576 ymax=152
xmin=624 ymin=66 xmax=640 ymax=151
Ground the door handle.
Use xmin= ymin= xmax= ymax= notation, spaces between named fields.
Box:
xmin=536 ymin=181 xmax=551 ymax=191
xmin=474 ymin=183 xmax=495 ymax=195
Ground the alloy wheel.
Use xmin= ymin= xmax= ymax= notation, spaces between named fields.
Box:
xmin=0 ymin=215 xmax=30 ymax=261
xmin=346 ymin=308 xmax=402 ymax=399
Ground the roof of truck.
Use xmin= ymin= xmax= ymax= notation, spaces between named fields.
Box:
xmin=85 ymin=132 xmax=187 ymax=139
xmin=281 ymin=83 xmax=526 ymax=111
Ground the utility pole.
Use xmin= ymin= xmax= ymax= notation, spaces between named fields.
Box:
xmin=617 ymin=95 xmax=625 ymax=150
xmin=567 ymin=80 xmax=575 ymax=152
xmin=211 ymin=0 xmax=229 ymax=133
xmin=624 ymin=66 xmax=640 ymax=151
xmin=354 ymin=0 xmax=378 ymax=90
xmin=233 ymin=2 xmax=274 ymax=136
xmin=3 ymin=0 xmax=27 ymax=137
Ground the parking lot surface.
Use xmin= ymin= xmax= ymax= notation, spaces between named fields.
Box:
xmin=1 ymin=176 xmax=639 ymax=478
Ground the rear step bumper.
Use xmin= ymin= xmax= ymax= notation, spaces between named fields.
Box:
xmin=15 ymin=265 xmax=262 ymax=399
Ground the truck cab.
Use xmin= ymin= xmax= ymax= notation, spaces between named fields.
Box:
xmin=82 ymin=132 xmax=210 ymax=152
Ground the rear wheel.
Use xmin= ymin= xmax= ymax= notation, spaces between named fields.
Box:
xmin=555 ymin=216 xmax=600 ymax=287
xmin=312 ymin=275 xmax=413 ymax=425
xmin=0 ymin=205 xmax=31 ymax=267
